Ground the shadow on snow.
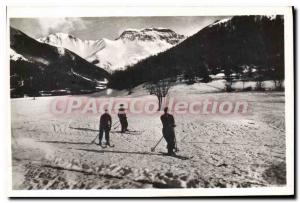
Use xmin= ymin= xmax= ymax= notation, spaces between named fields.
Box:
xmin=74 ymin=148 xmax=190 ymax=160
xmin=69 ymin=127 xmax=99 ymax=132
xmin=39 ymin=140 xmax=92 ymax=145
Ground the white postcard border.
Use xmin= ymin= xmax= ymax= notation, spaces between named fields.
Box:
xmin=6 ymin=6 xmax=294 ymax=197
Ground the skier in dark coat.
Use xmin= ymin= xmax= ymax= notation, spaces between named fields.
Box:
xmin=160 ymin=107 xmax=176 ymax=156
xmin=118 ymin=104 xmax=128 ymax=133
xmin=99 ymin=109 xmax=112 ymax=147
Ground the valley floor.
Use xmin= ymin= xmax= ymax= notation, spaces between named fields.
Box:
xmin=11 ymin=85 xmax=286 ymax=189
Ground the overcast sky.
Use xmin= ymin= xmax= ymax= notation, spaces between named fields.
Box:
xmin=10 ymin=16 xmax=226 ymax=40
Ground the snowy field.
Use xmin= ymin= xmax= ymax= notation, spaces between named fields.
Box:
xmin=11 ymin=82 xmax=286 ymax=189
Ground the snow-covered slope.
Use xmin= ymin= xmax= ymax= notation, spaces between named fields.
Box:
xmin=11 ymin=88 xmax=285 ymax=189
xmin=38 ymin=28 xmax=185 ymax=72
xmin=209 ymin=17 xmax=232 ymax=27
xmin=10 ymin=48 xmax=29 ymax=62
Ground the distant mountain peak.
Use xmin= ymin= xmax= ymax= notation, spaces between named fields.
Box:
xmin=48 ymin=32 xmax=74 ymax=38
xmin=38 ymin=32 xmax=93 ymax=44
xmin=38 ymin=33 xmax=106 ymax=58
xmin=117 ymin=27 xmax=185 ymax=44
xmin=121 ymin=27 xmax=176 ymax=33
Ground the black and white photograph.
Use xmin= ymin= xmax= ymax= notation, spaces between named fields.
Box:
xmin=7 ymin=6 xmax=294 ymax=197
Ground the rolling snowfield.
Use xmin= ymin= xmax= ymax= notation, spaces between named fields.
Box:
xmin=11 ymin=82 xmax=286 ymax=189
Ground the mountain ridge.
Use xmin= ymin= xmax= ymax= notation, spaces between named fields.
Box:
xmin=10 ymin=26 xmax=109 ymax=98
xmin=38 ymin=27 xmax=186 ymax=72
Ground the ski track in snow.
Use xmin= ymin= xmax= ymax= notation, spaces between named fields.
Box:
xmin=11 ymin=89 xmax=285 ymax=189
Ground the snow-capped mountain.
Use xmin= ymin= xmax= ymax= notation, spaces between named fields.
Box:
xmin=38 ymin=28 xmax=185 ymax=72
xmin=116 ymin=28 xmax=184 ymax=45
xmin=38 ymin=33 xmax=105 ymax=58
xmin=10 ymin=27 xmax=109 ymax=98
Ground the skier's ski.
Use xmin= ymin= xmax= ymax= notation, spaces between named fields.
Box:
xmin=124 ymin=132 xmax=142 ymax=135
xmin=111 ymin=130 xmax=142 ymax=135
xmin=127 ymin=130 xmax=144 ymax=133
xmin=99 ymin=144 xmax=107 ymax=148
xmin=158 ymin=152 xmax=193 ymax=160
xmin=98 ymin=142 xmax=115 ymax=148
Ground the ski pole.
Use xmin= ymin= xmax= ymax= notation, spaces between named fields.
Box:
xmin=151 ymin=136 xmax=164 ymax=152
xmin=114 ymin=122 xmax=121 ymax=130
xmin=112 ymin=121 xmax=119 ymax=127
xmin=90 ymin=133 xmax=99 ymax=144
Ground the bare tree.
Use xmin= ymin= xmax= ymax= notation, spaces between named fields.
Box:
xmin=269 ymin=67 xmax=284 ymax=91
xmin=224 ymin=71 xmax=234 ymax=92
xmin=145 ymin=79 xmax=172 ymax=111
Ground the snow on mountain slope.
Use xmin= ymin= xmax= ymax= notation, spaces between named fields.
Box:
xmin=209 ymin=17 xmax=232 ymax=27
xmin=87 ymin=28 xmax=185 ymax=72
xmin=39 ymin=28 xmax=185 ymax=72
xmin=10 ymin=48 xmax=29 ymax=62
xmin=38 ymin=33 xmax=105 ymax=58
xmin=86 ymin=37 xmax=174 ymax=72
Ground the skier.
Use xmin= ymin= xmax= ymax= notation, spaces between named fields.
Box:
xmin=99 ymin=109 xmax=112 ymax=147
xmin=118 ymin=104 xmax=128 ymax=133
xmin=160 ymin=107 xmax=176 ymax=156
